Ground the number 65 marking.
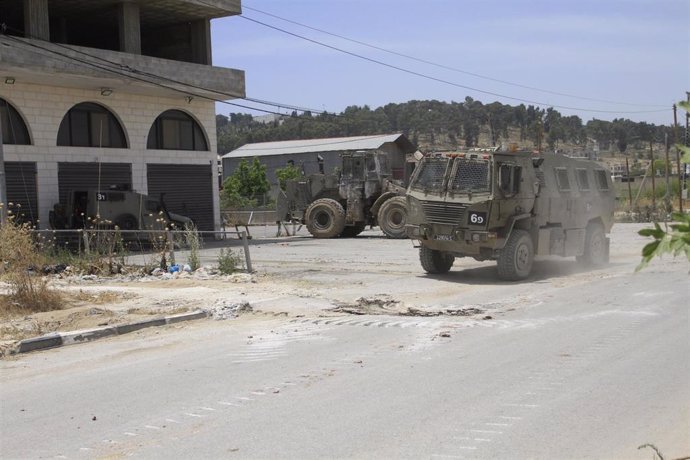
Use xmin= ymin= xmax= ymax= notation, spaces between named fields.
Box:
xmin=468 ymin=212 xmax=486 ymax=225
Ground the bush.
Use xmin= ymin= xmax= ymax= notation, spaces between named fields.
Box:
xmin=184 ymin=223 xmax=202 ymax=271
xmin=275 ymin=164 xmax=302 ymax=191
xmin=0 ymin=212 xmax=63 ymax=314
xmin=217 ymin=248 xmax=241 ymax=274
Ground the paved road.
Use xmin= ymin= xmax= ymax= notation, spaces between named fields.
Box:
xmin=1 ymin=247 xmax=688 ymax=458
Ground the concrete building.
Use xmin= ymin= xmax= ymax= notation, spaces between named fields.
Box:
xmin=0 ymin=0 xmax=245 ymax=231
xmin=221 ymin=133 xmax=417 ymax=195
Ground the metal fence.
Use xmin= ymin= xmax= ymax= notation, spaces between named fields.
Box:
xmin=32 ymin=228 xmax=253 ymax=273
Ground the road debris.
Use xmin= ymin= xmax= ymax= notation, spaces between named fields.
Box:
xmin=204 ymin=300 xmax=252 ymax=320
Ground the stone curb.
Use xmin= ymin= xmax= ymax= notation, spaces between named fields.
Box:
xmin=13 ymin=310 xmax=209 ymax=355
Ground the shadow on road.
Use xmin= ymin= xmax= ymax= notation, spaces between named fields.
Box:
xmin=420 ymin=259 xmax=628 ymax=285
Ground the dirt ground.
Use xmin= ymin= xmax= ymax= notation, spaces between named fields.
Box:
xmin=0 ymin=222 xmax=669 ymax=354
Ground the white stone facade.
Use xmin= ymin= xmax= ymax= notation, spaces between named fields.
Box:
xmin=0 ymin=82 xmax=219 ymax=230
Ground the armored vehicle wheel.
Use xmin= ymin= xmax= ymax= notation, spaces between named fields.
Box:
xmin=577 ymin=223 xmax=607 ymax=267
xmin=497 ymin=229 xmax=534 ymax=281
xmin=420 ymin=246 xmax=454 ymax=274
xmin=305 ymin=198 xmax=346 ymax=238
xmin=114 ymin=214 xmax=138 ymax=231
xmin=378 ymin=196 xmax=407 ymax=239
xmin=340 ymin=222 xmax=367 ymax=238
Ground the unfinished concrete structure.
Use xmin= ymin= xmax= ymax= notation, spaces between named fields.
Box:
xmin=0 ymin=0 xmax=245 ymax=230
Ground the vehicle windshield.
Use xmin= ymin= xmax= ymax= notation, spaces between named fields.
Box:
xmin=410 ymin=156 xmax=491 ymax=194
xmin=449 ymin=158 xmax=490 ymax=193
xmin=410 ymin=157 xmax=449 ymax=192
xmin=377 ymin=154 xmax=391 ymax=176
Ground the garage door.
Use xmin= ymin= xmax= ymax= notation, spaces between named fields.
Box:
xmin=5 ymin=161 xmax=38 ymax=226
xmin=58 ymin=162 xmax=132 ymax=206
xmin=147 ymin=164 xmax=214 ymax=231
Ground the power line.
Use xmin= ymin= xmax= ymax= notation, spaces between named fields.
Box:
xmin=0 ymin=32 xmax=331 ymax=119
xmin=242 ymin=4 xmax=665 ymax=109
xmin=238 ymin=15 xmax=668 ymax=115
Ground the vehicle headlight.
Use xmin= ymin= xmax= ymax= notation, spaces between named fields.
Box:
xmin=407 ymin=196 xmax=422 ymax=218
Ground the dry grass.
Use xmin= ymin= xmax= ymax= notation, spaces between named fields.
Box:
xmin=0 ymin=288 xmax=63 ymax=319
xmin=0 ymin=212 xmax=65 ymax=316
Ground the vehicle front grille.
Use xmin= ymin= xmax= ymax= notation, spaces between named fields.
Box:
xmin=421 ymin=201 xmax=467 ymax=225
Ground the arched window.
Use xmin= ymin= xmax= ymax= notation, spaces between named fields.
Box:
xmin=57 ymin=102 xmax=127 ymax=148
xmin=147 ymin=110 xmax=208 ymax=151
xmin=0 ymin=98 xmax=31 ymax=145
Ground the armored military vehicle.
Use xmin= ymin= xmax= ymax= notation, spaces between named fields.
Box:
xmin=49 ymin=188 xmax=192 ymax=232
xmin=276 ymin=150 xmax=408 ymax=238
xmin=405 ymin=150 xmax=615 ymax=280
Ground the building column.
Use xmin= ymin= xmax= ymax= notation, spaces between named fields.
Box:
xmin=23 ymin=0 xmax=50 ymax=41
xmin=118 ymin=2 xmax=141 ymax=54
xmin=190 ymin=19 xmax=212 ymax=65
xmin=131 ymin=160 xmax=148 ymax=195
xmin=37 ymin=161 xmax=58 ymax=230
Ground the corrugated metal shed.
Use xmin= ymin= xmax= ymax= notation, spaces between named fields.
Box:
xmin=221 ymin=133 xmax=414 ymax=159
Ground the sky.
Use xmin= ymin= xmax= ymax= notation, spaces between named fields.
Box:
xmin=210 ymin=0 xmax=689 ymax=126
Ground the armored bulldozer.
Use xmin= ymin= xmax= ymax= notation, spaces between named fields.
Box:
xmin=405 ymin=150 xmax=615 ymax=280
xmin=49 ymin=187 xmax=192 ymax=232
xmin=276 ymin=150 xmax=408 ymax=238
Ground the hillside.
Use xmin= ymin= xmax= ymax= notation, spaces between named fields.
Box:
xmin=217 ymin=98 xmax=674 ymax=166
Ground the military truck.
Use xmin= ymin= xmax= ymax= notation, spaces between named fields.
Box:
xmin=405 ymin=150 xmax=615 ymax=280
xmin=49 ymin=188 xmax=192 ymax=232
xmin=276 ymin=150 xmax=408 ymax=238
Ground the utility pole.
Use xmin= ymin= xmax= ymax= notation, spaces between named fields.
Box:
xmin=625 ymin=157 xmax=633 ymax=208
xmin=664 ymin=133 xmax=671 ymax=205
xmin=681 ymin=91 xmax=690 ymax=207
xmin=673 ymin=104 xmax=683 ymax=213
xmin=0 ymin=118 xmax=7 ymax=225
xmin=649 ymin=140 xmax=656 ymax=209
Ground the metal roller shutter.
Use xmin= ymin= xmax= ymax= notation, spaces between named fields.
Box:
xmin=147 ymin=164 xmax=214 ymax=231
xmin=57 ymin=162 xmax=132 ymax=206
xmin=5 ymin=161 xmax=38 ymax=226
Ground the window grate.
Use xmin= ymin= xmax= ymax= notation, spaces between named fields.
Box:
xmin=450 ymin=159 xmax=489 ymax=193
xmin=411 ymin=158 xmax=449 ymax=192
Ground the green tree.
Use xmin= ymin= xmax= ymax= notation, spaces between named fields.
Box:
xmin=221 ymin=157 xmax=270 ymax=208
xmin=275 ymin=163 xmax=302 ymax=191
xmin=637 ymin=101 xmax=690 ymax=271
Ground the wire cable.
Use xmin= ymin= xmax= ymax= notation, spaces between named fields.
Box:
xmin=238 ymin=15 xmax=668 ymax=115
xmin=0 ymin=33 xmax=317 ymax=118
xmin=242 ymin=4 xmax=665 ymax=109
xmin=0 ymin=24 xmax=343 ymax=117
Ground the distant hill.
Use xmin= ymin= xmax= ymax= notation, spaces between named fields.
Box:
xmin=217 ymin=98 xmax=673 ymax=160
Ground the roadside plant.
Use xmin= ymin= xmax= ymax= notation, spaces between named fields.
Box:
xmin=217 ymin=248 xmax=241 ymax=274
xmin=636 ymin=212 xmax=690 ymax=272
xmin=275 ymin=163 xmax=302 ymax=191
xmin=184 ymin=223 xmax=202 ymax=271
xmin=221 ymin=157 xmax=271 ymax=208
xmin=637 ymin=100 xmax=690 ymax=272
xmin=0 ymin=208 xmax=62 ymax=313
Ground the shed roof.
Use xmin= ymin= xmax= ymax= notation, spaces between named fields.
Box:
xmin=221 ymin=133 xmax=415 ymax=159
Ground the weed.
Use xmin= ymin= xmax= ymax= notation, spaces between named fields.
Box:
xmin=184 ymin=223 xmax=202 ymax=271
xmin=218 ymin=248 xmax=241 ymax=274
xmin=0 ymin=209 xmax=63 ymax=314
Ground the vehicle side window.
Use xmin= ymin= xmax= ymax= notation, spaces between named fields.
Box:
xmin=498 ymin=163 xmax=521 ymax=196
xmin=342 ymin=158 xmax=352 ymax=177
xmin=555 ymin=168 xmax=571 ymax=191
xmin=353 ymin=158 xmax=364 ymax=178
xmin=366 ymin=155 xmax=377 ymax=172
xmin=576 ymin=168 xmax=590 ymax=191
xmin=594 ymin=170 xmax=610 ymax=190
